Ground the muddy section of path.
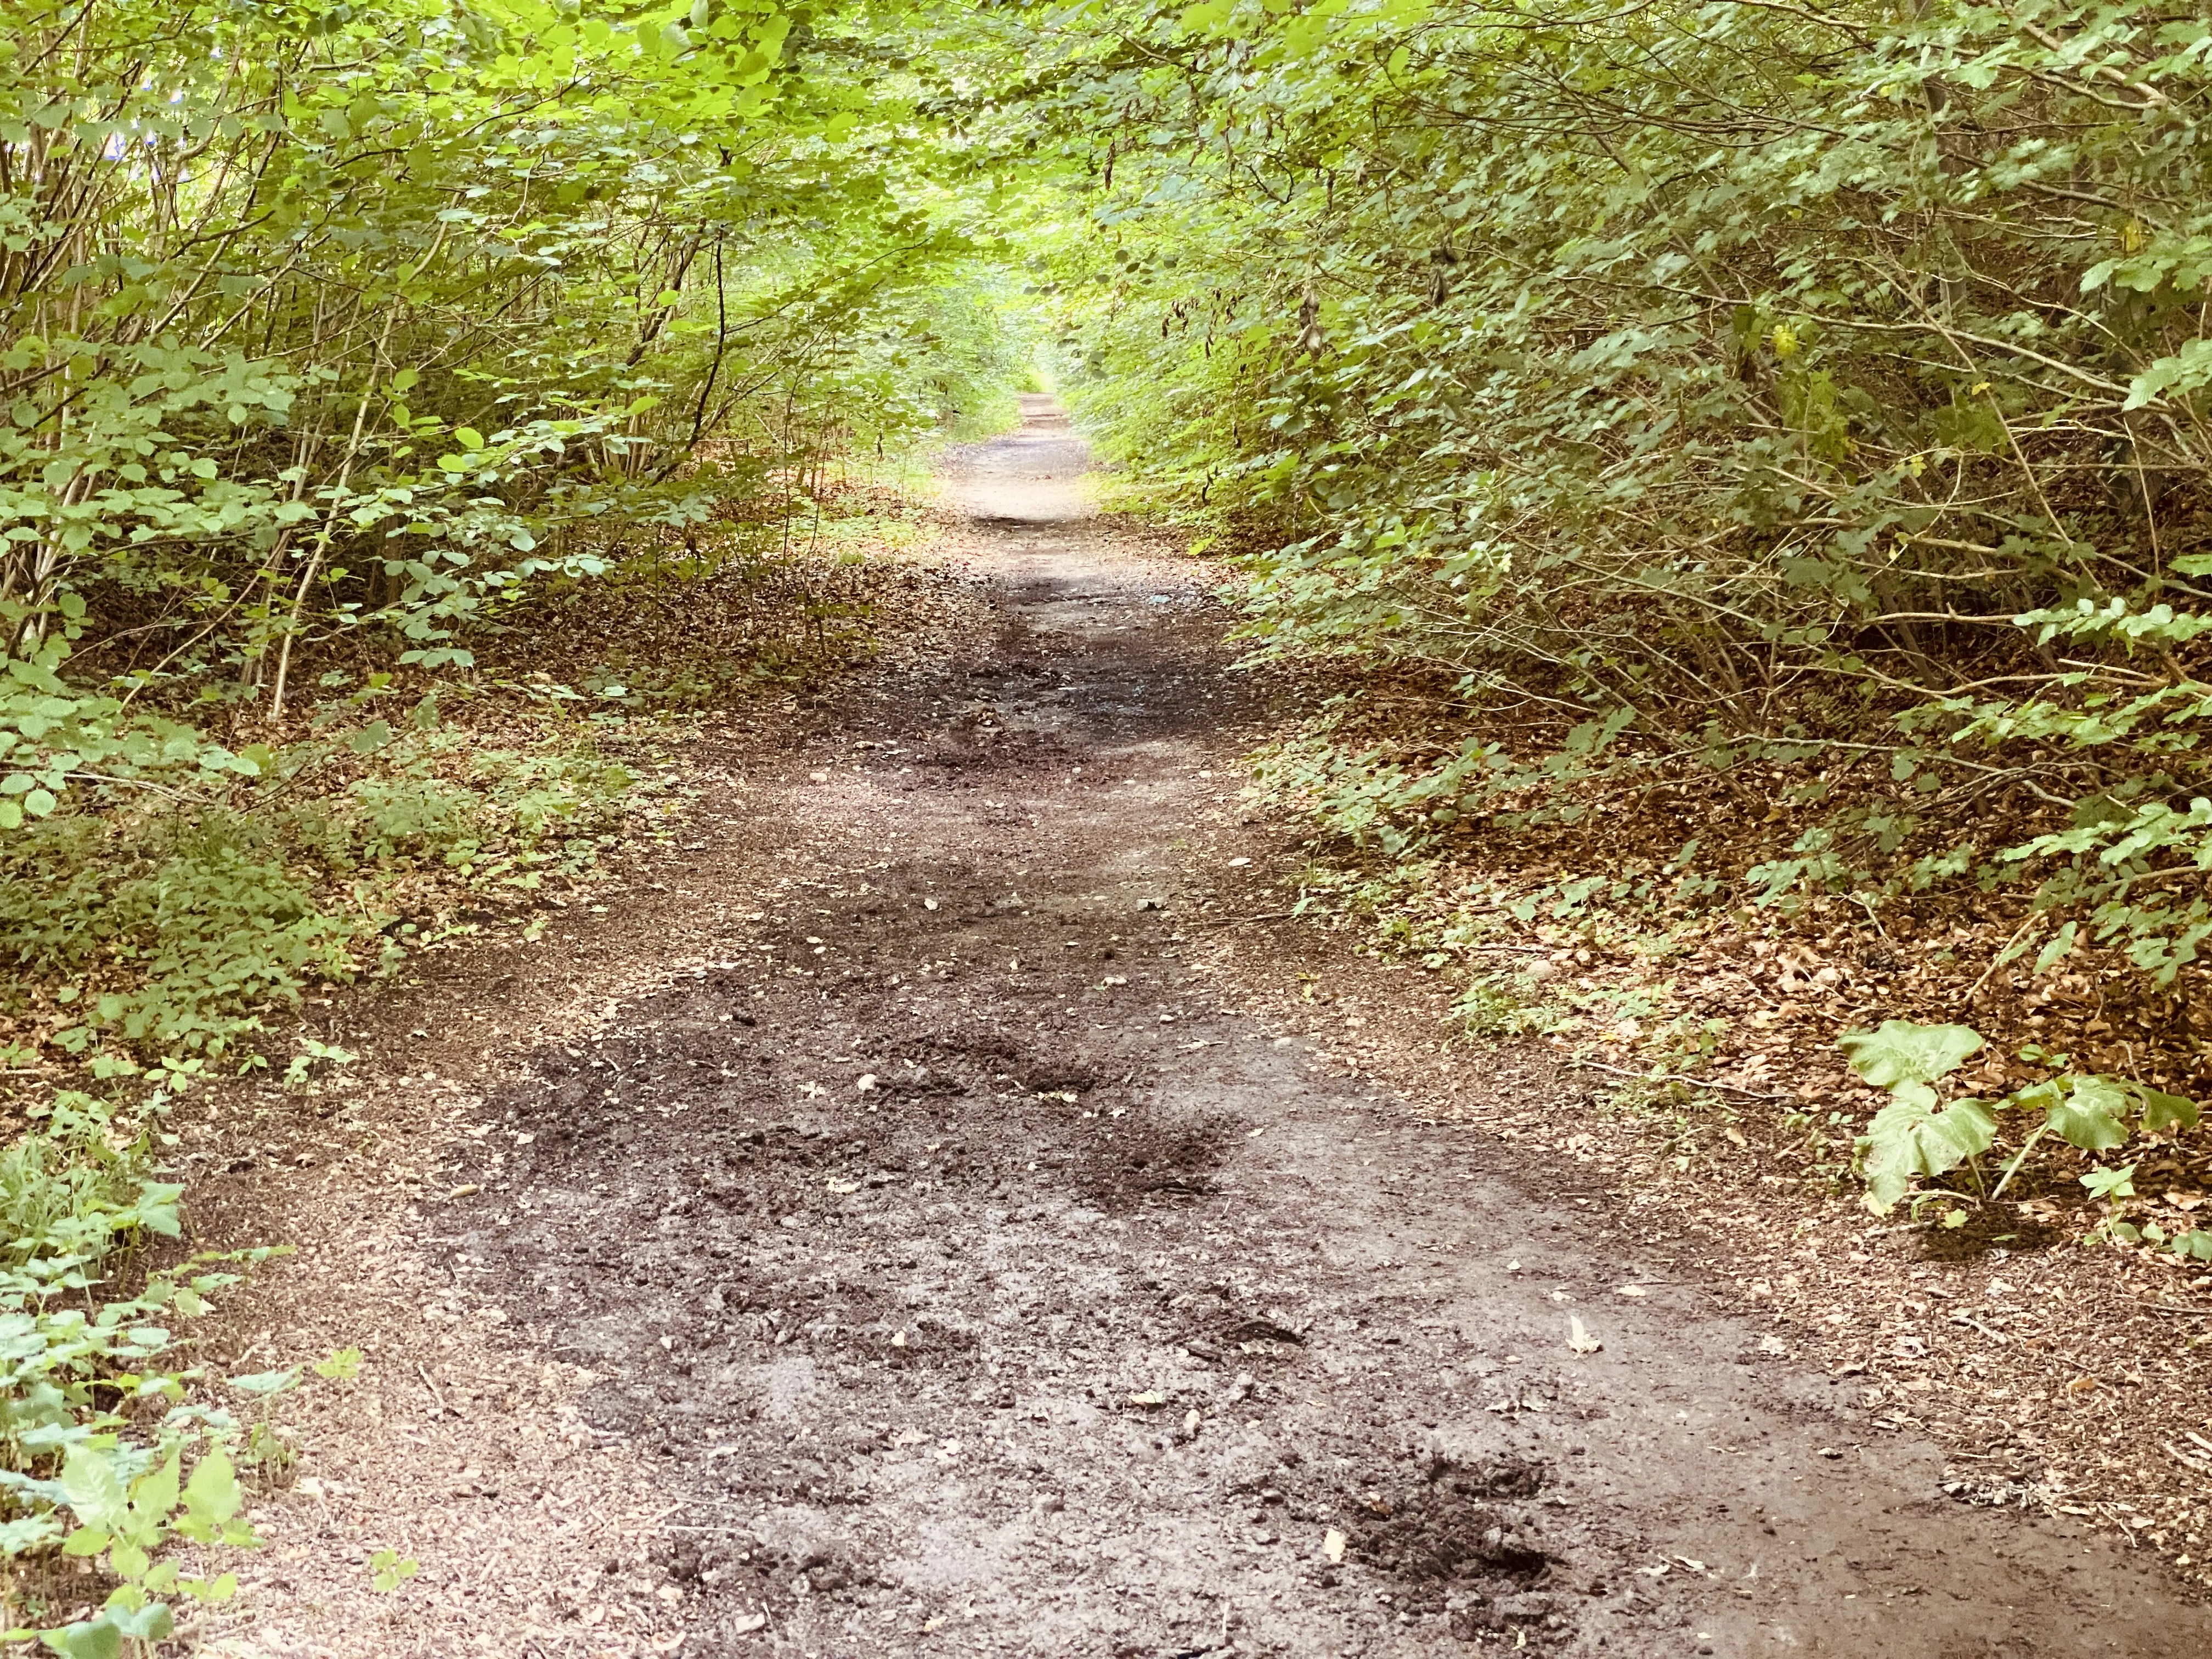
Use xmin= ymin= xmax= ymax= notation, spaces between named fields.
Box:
xmin=230 ymin=399 xmax=2210 ymax=1658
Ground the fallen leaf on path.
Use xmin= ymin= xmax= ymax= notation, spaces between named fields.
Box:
xmin=1568 ymin=1317 xmax=1602 ymax=1355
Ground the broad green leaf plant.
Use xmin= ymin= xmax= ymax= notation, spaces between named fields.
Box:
xmin=1842 ymin=1020 xmax=2205 ymax=1249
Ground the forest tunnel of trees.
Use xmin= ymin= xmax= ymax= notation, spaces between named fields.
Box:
xmin=4 ymin=0 xmax=2212 ymax=1644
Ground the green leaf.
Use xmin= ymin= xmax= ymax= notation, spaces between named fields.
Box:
xmin=228 ymin=1368 xmax=299 ymax=1397
xmin=0 ymin=1516 xmax=60 ymax=1557
xmin=2136 ymin=1087 xmax=2200 ymax=1135
xmin=369 ymin=1549 xmax=419 ymax=1592
xmin=2032 ymin=920 xmax=2078 ymax=973
xmin=2124 ymin=338 xmax=2212 ymax=411
xmin=181 ymin=1447 xmax=240 ymax=1529
xmin=454 ymin=427 xmax=485 ymax=451
xmin=128 ymin=1454 xmax=178 ymax=1526
xmin=349 ymin=720 xmax=393 ymax=755
xmin=104 ymin=1602 xmax=170 ymax=1641
xmin=2046 ymin=1077 xmax=2131 ymax=1151
xmin=60 ymin=1448 xmax=128 ymax=1533
xmin=1859 ymin=1083 xmax=1997 ymax=1212
xmin=38 ymin=1615 xmax=123 ymax=1659
xmin=1838 ymin=1020 xmax=1984 ymax=1090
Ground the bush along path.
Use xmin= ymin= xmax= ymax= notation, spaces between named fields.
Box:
xmin=204 ymin=405 xmax=2212 ymax=1657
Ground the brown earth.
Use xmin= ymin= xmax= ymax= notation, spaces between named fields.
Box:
xmin=198 ymin=399 xmax=2212 ymax=1658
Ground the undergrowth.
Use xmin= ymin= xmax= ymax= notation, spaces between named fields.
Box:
xmin=0 ymin=477 xmax=954 ymax=1654
xmin=0 ymin=1086 xmax=294 ymax=1652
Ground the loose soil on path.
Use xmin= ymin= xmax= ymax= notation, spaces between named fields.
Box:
xmin=215 ymin=401 xmax=2212 ymax=1658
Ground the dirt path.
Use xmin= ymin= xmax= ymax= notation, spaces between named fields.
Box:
xmin=229 ymin=400 xmax=2211 ymax=1658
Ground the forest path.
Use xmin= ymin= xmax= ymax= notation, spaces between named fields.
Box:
xmin=231 ymin=400 xmax=2210 ymax=1658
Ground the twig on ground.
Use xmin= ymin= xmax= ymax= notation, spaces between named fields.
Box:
xmin=1963 ymin=912 xmax=2047 ymax=1004
xmin=1571 ymin=1056 xmax=1798 ymax=1103
xmin=2162 ymin=1441 xmax=2212 ymax=1479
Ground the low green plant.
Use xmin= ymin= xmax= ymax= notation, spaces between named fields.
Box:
xmin=0 ymin=697 xmax=646 ymax=1071
xmin=1452 ymin=973 xmax=1557 ymax=1041
xmin=367 ymin=1549 xmax=418 ymax=1594
xmin=0 ymin=1090 xmax=303 ymax=1650
xmin=15 ymin=1443 xmax=254 ymax=1655
xmin=279 ymin=1041 xmax=357 ymax=1092
xmin=1841 ymin=1020 xmax=2203 ymax=1229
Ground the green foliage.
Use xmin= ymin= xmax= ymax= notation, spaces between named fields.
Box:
xmin=0 ymin=0 xmax=1025 ymax=743
xmin=1837 ymin=1024 xmax=1985 ymax=1093
xmin=0 ymin=0 xmax=1036 ymax=1088
xmin=0 ymin=703 xmax=643 ymax=1064
xmin=368 ymin=1549 xmax=419 ymax=1594
xmin=1841 ymin=1019 xmax=2202 ymax=1216
xmin=280 ymin=1041 xmax=357 ymax=1092
xmin=1030 ymin=0 xmax=2212 ymax=979
xmin=1841 ymin=1022 xmax=2000 ymax=1211
xmin=0 ymin=1091 xmax=277 ymax=1644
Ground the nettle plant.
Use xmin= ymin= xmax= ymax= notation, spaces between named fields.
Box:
xmin=1841 ymin=1020 xmax=2209 ymax=1252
